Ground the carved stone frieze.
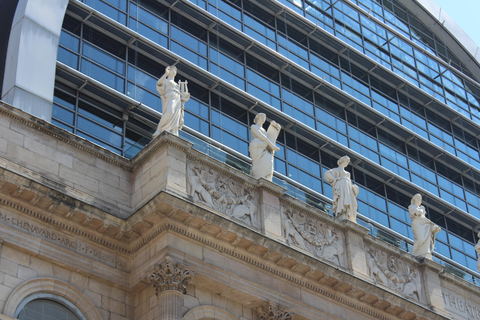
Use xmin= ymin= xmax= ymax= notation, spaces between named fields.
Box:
xmin=256 ymin=300 xmax=294 ymax=320
xmin=146 ymin=256 xmax=195 ymax=295
xmin=281 ymin=206 xmax=344 ymax=266
xmin=187 ymin=162 xmax=259 ymax=227
xmin=365 ymin=244 xmax=421 ymax=301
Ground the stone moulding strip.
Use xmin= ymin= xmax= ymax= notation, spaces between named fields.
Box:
xmin=0 ymin=102 xmax=131 ymax=171
xmin=154 ymin=221 xmax=425 ymax=320
xmin=0 ymin=195 xmax=129 ymax=254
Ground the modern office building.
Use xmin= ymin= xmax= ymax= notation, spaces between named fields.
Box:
xmin=1 ymin=0 xmax=480 ymax=319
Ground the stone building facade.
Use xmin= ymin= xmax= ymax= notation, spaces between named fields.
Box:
xmin=0 ymin=101 xmax=479 ymax=319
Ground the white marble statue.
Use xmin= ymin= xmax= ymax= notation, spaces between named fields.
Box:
xmin=249 ymin=113 xmax=281 ymax=181
xmin=409 ymin=194 xmax=440 ymax=260
xmin=324 ymin=155 xmax=359 ymax=223
xmin=475 ymin=232 xmax=480 ymax=272
xmin=152 ymin=66 xmax=190 ymax=138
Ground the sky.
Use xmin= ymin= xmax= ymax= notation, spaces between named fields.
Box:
xmin=433 ymin=0 xmax=480 ymax=48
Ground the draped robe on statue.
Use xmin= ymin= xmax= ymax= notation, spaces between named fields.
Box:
xmin=156 ymin=79 xmax=183 ymax=136
xmin=249 ymin=120 xmax=280 ymax=181
xmin=324 ymin=167 xmax=358 ymax=222
xmin=409 ymin=203 xmax=440 ymax=259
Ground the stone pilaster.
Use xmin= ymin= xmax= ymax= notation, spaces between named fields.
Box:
xmin=256 ymin=300 xmax=294 ymax=320
xmin=258 ymin=180 xmax=286 ymax=241
xmin=420 ymin=259 xmax=446 ymax=314
xmin=147 ymin=256 xmax=195 ymax=320
xmin=343 ymin=220 xmax=370 ymax=278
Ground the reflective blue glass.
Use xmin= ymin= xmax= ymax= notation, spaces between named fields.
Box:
xmin=58 ymin=48 xmax=79 ymax=69
xmin=208 ymin=5 xmax=242 ymax=30
xmin=130 ymin=4 xmax=168 ymax=35
xmin=82 ymin=43 xmax=125 ymax=74
xmin=127 ymin=66 xmax=157 ymax=91
xmin=211 ymin=110 xmax=247 ymax=139
xmin=77 ymin=116 xmax=122 ymax=147
xmin=212 ymin=126 xmax=248 ymax=155
xmin=52 ymin=105 xmax=74 ymax=125
xmin=81 ymin=59 xmax=125 ymax=92
xmin=127 ymin=82 xmax=160 ymax=110
xmin=185 ymin=112 xmax=210 ymax=136
xmin=85 ymin=0 xmax=126 ymax=24
xmin=283 ymin=104 xmax=315 ymax=129
xmin=171 ymin=42 xmax=207 ymax=69
xmin=129 ymin=19 xmax=168 ymax=48
xmin=435 ymin=241 xmax=451 ymax=258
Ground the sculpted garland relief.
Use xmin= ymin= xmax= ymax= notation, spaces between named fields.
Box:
xmin=365 ymin=245 xmax=422 ymax=302
xmin=282 ymin=206 xmax=344 ymax=266
xmin=187 ymin=162 xmax=259 ymax=227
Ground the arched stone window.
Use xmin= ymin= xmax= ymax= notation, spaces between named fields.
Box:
xmin=182 ymin=305 xmax=237 ymax=320
xmin=16 ymin=296 xmax=82 ymax=320
xmin=3 ymin=277 xmax=102 ymax=320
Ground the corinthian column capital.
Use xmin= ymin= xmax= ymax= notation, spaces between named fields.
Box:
xmin=146 ymin=256 xmax=195 ymax=295
xmin=256 ymin=300 xmax=294 ymax=320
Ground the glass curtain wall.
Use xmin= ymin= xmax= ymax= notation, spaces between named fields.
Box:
xmin=54 ymin=0 xmax=480 ymax=279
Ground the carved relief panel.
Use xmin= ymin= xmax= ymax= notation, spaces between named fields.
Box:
xmin=187 ymin=162 xmax=259 ymax=228
xmin=281 ymin=205 xmax=345 ymax=267
xmin=365 ymin=244 xmax=422 ymax=302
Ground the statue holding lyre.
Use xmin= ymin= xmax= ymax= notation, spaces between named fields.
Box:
xmin=153 ymin=66 xmax=190 ymax=138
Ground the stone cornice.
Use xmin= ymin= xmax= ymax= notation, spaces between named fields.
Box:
xmin=0 ymin=156 xmax=127 ymax=222
xmin=0 ymin=194 xmax=129 ymax=253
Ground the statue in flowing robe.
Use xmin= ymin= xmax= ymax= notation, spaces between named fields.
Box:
xmin=153 ymin=66 xmax=190 ymax=138
xmin=324 ymin=155 xmax=359 ymax=223
xmin=249 ymin=113 xmax=281 ymax=181
xmin=409 ymin=193 xmax=440 ymax=260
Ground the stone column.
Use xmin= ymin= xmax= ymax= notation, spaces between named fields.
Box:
xmin=256 ymin=300 xmax=294 ymax=320
xmin=147 ymin=256 xmax=195 ymax=320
